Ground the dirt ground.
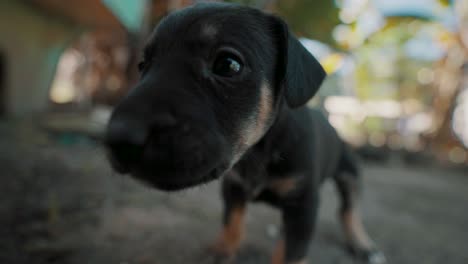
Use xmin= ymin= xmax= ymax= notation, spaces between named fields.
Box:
xmin=1 ymin=119 xmax=467 ymax=264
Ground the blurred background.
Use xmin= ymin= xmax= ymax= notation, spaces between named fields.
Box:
xmin=0 ymin=1 xmax=467 ymax=264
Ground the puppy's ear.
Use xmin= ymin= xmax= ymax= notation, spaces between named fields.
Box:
xmin=270 ymin=16 xmax=327 ymax=108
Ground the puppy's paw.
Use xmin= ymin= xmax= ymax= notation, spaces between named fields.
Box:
xmin=348 ymin=246 xmax=386 ymax=264
xmin=366 ymin=250 xmax=386 ymax=264
xmin=198 ymin=243 xmax=236 ymax=264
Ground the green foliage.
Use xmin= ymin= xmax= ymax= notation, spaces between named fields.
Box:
xmin=352 ymin=18 xmax=437 ymax=115
xmin=224 ymin=0 xmax=340 ymax=45
xmin=275 ymin=0 xmax=340 ymax=45
xmin=437 ymin=0 xmax=451 ymax=7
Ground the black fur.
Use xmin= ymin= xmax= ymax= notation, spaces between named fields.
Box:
xmin=105 ymin=3 xmax=384 ymax=264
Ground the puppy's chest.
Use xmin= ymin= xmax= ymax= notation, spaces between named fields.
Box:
xmin=231 ymin=148 xmax=298 ymax=200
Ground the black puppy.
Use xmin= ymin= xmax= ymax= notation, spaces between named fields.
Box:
xmin=106 ymin=3 xmax=385 ymax=264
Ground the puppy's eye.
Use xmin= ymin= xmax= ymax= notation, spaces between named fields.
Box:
xmin=138 ymin=60 xmax=150 ymax=73
xmin=138 ymin=61 xmax=147 ymax=73
xmin=213 ymin=52 xmax=243 ymax=77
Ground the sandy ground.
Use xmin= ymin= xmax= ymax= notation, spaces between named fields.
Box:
xmin=1 ymin=119 xmax=467 ymax=264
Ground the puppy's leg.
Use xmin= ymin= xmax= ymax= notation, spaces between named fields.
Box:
xmin=334 ymin=172 xmax=386 ymax=264
xmin=272 ymin=192 xmax=318 ymax=264
xmin=271 ymin=239 xmax=307 ymax=264
xmin=211 ymin=175 xmax=247 ymax=261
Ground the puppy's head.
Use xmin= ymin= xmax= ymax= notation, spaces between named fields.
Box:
xmin=105 ymin=3 xmax=326 ymax=191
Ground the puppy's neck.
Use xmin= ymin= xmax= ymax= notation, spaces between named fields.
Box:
xmin=263 ymin=102 xmax=295 ymax=141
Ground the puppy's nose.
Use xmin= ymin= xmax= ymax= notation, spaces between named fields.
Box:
xmin=152 ymin=112 xmax=178 ymax=128
xmin=106 ymin=117 xmax=148 ymax=172
xmin=106 ymin=112 xmax=178 ymax=172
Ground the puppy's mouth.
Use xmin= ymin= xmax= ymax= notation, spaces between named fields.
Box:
xmin=107 ymin=132 xmax=231 ymax=191
xmin=133 ymin=164 xmax=228 ymax=191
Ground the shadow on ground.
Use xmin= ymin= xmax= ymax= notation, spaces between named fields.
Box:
xmin=1 ymin=119 xmax=467 ymax=264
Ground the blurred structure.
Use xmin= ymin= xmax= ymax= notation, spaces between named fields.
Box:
xmin=0 ymin=52 xmax=5 ymax=115
xmin=0 ymin=0 xmax=193 ymax=116
xmin=0 ymin=0 xmax=125 ymax=115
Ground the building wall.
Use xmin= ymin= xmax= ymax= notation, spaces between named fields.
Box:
xmin=0 ymin=52 xmax=5 ymax=115
xmin=0 ymin=1 xmax=81 ymax=116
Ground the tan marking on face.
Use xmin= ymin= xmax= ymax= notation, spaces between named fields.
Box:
xmin=212 ymin=206 xmax=246 ymax=256
xmin=268 ymin=177 xmax=298 ymax=196
xmin=232 ymin=81 xmax=273 ymax=164
xmin=271 ymin=240 xmax=307 ymax=264
xmin=341 ymin=208 xmax=374 ymax=250
xmin=224 ymin=169 xmax=243 ymax=183
xmin=253 ymin=82 xmax=274 ymax=143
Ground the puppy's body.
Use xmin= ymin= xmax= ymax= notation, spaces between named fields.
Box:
xmin=220 ymin=106 xmax=363 ymax=263
xmin=232 ymin=106 xmax=344 ymax=200
xmin=105 ymin=3 xmax=384 ymax=264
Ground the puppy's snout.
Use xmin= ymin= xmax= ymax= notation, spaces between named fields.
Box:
xmin=106 ymin=112 xmax=180 ymax=173
xmin=106 ymin=116 xmax=148 ymax=172
xmin=152 ymin=112 xmax=178 ymax=127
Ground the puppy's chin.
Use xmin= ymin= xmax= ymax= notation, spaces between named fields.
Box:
xmin=130 ymin=163 xmax=229 ymax=191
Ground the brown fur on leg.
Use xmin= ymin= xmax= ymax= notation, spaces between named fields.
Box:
xmin=212 ymin=206 xmax=246 ymax=257
xmin=271 ymin=239 xmax=285 ymax=264
xmin=335 ymin=173 xmax=375 ymax=252
xmin=341 ymin=207 xmax=373 ymax=251
xmin=271 ymin=239 xmax=307 ymax=264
